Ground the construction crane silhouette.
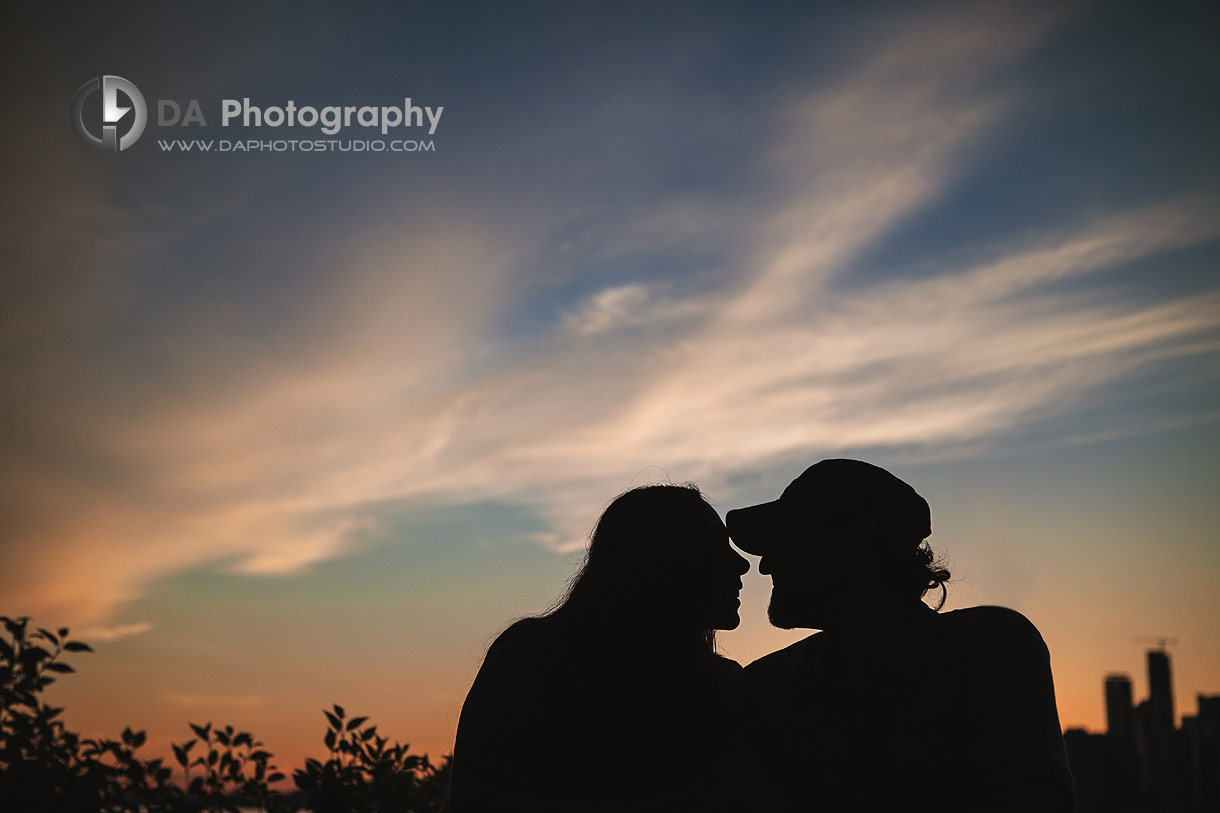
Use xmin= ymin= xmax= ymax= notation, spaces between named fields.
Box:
xmin=1133 ymin=636 xmax=1178 ymax=652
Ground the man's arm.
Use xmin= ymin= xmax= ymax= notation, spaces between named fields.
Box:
xmin=961 ymin=607 xmax=1075 ymax=813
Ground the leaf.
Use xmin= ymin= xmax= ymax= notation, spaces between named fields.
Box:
xmin=268 ymin=772 xmax=285 ymax=782
xmin=190 ymin=722 xmax=211 ymax=740
xmin=324 ymin=710 xmax=342 ymax=731
xmin=324 ymin=729 xmax=337 ymax=750
xmin=36 ymin=628 xmax=60 ymax=645
xmin=333 ymin=703 xmax=345 ymax=719
xmin=44 ymin=662 xmax=74 ymax=673
xmin=63 ymin=642 xmax=93 ymax=653
xmin=57 ymin=627 xmax=69 ymax=639
xmin=173 ymin=744 xmax=189 ymax=767
xmin=345 ymin=716 xmax=368 ymax=731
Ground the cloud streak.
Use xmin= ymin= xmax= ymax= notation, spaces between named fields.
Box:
xmin=76 ymin=622 xmax=153 ymax=642
xmin=2 ymin=3 xmax=1217 ymax=626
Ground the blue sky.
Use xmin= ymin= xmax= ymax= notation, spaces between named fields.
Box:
xmin=3 ymin=0 xmax=1218 ymax=763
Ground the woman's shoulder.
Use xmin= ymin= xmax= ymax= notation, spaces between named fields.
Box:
xmin=491 ymin=616 xmax=551 ymax=645
xmin=709 ymin=652 xmax=743 ymax=675
xmin=696 ymin=652 xmax=743 ymax=692
xmin=468 ymin=617 xmax=567 ymax=700
xmin=484 ymin=616 xmax=566 ymax=662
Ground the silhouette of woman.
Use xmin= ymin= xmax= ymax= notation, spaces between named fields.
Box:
xmin=448 ymin=484 xmax=750 ymax=811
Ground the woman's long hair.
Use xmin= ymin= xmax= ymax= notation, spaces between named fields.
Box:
xmin=545 ymin=483 xmax=718 ymax=653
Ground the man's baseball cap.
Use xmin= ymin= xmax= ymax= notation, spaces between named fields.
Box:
xmin=726 ymin=459 xmax=931 ymax=555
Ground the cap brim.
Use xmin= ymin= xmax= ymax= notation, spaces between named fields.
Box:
xmin=726 ymin=501 xmax=789 ymax=555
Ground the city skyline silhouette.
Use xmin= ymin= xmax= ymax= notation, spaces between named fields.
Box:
xmin=1066 ymin=644 xmax=1219 ymax=812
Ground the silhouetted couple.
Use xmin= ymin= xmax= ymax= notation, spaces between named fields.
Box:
xmin=449 ymin=460 xmax=1075 ymax=811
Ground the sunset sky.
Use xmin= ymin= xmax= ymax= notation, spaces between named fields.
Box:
xmin=4 ymin=1 xmax=1218 ymax=772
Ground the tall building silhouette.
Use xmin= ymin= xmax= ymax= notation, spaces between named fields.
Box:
xmin=1146 ymin=649 xmax=1182 ymax=811
xmin=1150 ymin=650 xmax=1176 ymax=734
xmin=1108 ymin=674 xmax=1135 ymax=745
xmin=1183 ymin=695 xmax=1220 ymax=812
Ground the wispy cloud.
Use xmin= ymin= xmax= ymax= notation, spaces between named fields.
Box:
xmin=563 ymin=283 xmax=708 ymax=336
xmin=565 ymin=284 xmax=653 ymax=335
xmin=161 ymin=692 xmax=264 ymax=709
xmin=3 ymin=3 xmax=1217 ymax=626
xmin=76 ymin=622 xmax=153 ymax=642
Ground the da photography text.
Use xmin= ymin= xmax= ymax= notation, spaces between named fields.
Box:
xmin=72 ymin=75 xmax=444 ymax=154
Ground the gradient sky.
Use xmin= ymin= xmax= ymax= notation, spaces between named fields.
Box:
xmin=4 ymin=1 xmax=1219 ymax=773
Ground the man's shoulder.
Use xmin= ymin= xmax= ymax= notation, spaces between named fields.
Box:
xmin=741 ymin=633 xmax=821 ymax=685
xmin=940 ymin=605 xmax=1044 ymax=636
xmin=937 ymin=605 xmax=1050 ymax=659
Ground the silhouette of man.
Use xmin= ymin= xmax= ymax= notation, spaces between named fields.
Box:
xmin=728 ymin=459 xmax=1074 ymax=812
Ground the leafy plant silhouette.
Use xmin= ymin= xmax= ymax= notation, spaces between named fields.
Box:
xmin=1 ymin=615 xmax=450 ymax=812
xmin=293 ymin=704 xmax=451 ymax=812
xmin=170 ymin=721 xmax=292 ymax=812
